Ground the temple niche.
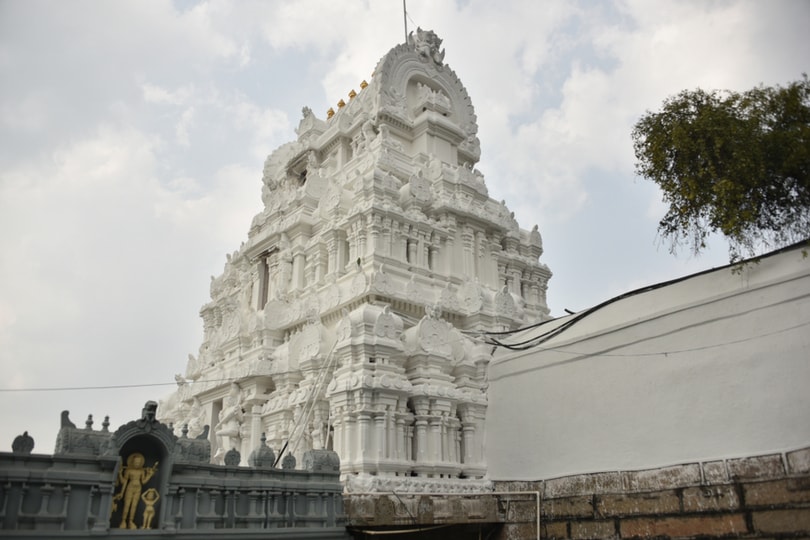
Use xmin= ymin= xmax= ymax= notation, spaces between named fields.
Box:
xmin=159 ymin=29 xmax=552 ymax=492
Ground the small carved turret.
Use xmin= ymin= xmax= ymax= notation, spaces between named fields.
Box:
xmin=11 ymin=431 xmax=34 ymax=455
xmin=248 ymin=433 xmax=276 ymax=468
xmin=61 ymin=410 xmax=76 ymax=429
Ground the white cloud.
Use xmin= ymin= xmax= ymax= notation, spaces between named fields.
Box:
xmin=142 ymin=83 xmax=193 ymax=106
xmin=175 ymin=107 xmax=196 ymax=147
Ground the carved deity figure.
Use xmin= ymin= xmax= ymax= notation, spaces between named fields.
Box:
xmin=410 ymin=27 xmax=445 ymax=65
xmin=113 ymin=452 xmax=158 ymax=529
xmin=140 ymin=488 xmax=160 ymax=529
xmin=215 ymin=384 xmax=243 ymax=461
xmin=184 ymin=397 xmax=205 ymax=439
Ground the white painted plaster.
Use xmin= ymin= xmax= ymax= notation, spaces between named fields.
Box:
xmin=486 ymin=246 xmax=810 ymax=480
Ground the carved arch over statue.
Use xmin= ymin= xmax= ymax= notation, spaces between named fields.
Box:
xmin=106 ymin=401 xmax=178 ymax=458
xmin=106 ymin=401 xmax=178 ymax=530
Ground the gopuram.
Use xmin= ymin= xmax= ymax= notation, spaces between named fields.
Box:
xmin=159 ymin=29 xmax=552 ymax=493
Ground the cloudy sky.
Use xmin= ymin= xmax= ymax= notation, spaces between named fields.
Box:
xmin=1 ymin=0 xmax=807 ymax=452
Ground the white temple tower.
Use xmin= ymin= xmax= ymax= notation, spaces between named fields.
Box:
xmin=161 ymin=30 xmax=552 ymax=491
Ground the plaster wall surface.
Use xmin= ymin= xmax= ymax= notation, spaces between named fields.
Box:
xmin=486 ymin=245 xmax=810 ymax=480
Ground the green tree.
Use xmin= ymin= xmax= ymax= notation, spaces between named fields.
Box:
xmin=632 ymin=76 xmax=810 ymax=262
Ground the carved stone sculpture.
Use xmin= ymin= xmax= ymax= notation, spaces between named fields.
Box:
xmin=11 ymin=431 xmax=34 ymax=455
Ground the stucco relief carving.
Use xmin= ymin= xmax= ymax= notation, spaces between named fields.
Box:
xmin=495 ymin=286 xmax=517 ymax=317
xmin=403 ymin=169 xmax=432 ymax=205
xmin=351 ymin=267 xmax=368 ymax=295
xmin=323 ymin=282 xmax=341 ymax=309
xmin=413 ymin=82 xmax=451 ymax=116
xmin=374 ymin=305 xmax=402 ymax=339
xmin=409 ymin=27 xmax=446 ymax=66
xmin=458 ymin=280 xmax=484 ymax=313
xmin=379 ymin=87 xmax=408 ymax=119
xmin=371 ymin=264 xmax=396 ymax=295
xmin=405 ymin=275 xmax=426 ymax=304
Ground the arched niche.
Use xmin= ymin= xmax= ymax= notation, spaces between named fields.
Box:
xmin=107 ymin=401 xmax=177 ymax=530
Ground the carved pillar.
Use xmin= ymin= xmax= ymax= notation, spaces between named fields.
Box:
xmin=407 ymin=237 xmax=417 ymax=266
xmin=250 ymin=404 xmax=263 ymax=455
xmin=461 ymin=225 xmax=475 ymax=278
xmin=385 ymin=407 xmax=395 ymax=461
xmin=454 ymin=425 xmax=462 ymax=465
xmin=382 ymin=218 xmax=392 ymax=257
xmin=292 ymin=253 xmax=306 ymax=289
xmin=510 ymin=268 xmax=522 ymax=296
xmin=474 ymin=231 xmax=484 ymax=280
xmin=406 ymin=423 xmax=415 ymax=462
xmin=441 ymin=414 xmax=451 ymax=463
xmin=497 ymin=262 xmax=508 ymax=288
xmin=346 ymin=224 xmax=357 ymax=268
xmin=357 ymin=410 xmax=371 ymax=467
xmin=268 ymin=254 xmax=280 ymax=300
xmin=368 ymin=214 xmax=381 ymax=257
xmin=326 ymin=236 xmax=338 ymax=275
xmin=374 ymin=410 xmax=386 ymax=462
xmin=390 ymin=220 xmax=400 ymax=259
xmin=413 ymin=417 xmax=427 ymax=465
xmin=304 ymin=255 xmax=315 ymax=287
xmin=256 ymin=258 xmax=268 ymax=310
xmin=461 ymin=422 xmax=475 ymax=464
xmin=429 ymin=416 xmax=442 ymax=463
xmin=401 ymin=225 xmax=410 ymax=263
xmin=358 ymin=225 xmax=368 ymax=261
xmin=331 ymin=412 xmax=343 ymax=462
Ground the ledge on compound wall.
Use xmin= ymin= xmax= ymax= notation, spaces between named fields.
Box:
xmin=492 ymin=446 xmax=810 ymax=540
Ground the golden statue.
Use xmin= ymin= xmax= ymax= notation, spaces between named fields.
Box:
xmin=140 ymin=488 xmax=160 ymax=529
xmin=112 ymin=452 xmax=158 ymax=529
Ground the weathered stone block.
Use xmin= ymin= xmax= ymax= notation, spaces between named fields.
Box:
xmin=373 ymin=496 xmax=396 ymax=525
xmin=744 ymin=478 xmax=810 ymax=507
xmin=787 ymin=447 xmax=810 ymax=475
xmin=596 ymin=491 xmax=679 ymax=517
xmin=620 ymin=514 xmax=748 ymax=538
xmin=702 ymin=460 xmax=728 ymax=484
xmin=543 ymin=521 xmax=568 ymax=539
xmin=682 ymin=485 xmax=740 ymax=512
xmin=545 ymin=472 xmax=623 ymax=498
xmin=621 ymin=463 xmax=700 ymax=492
xmin=570 ymin=520 xmax=616 ymax=539
xmin=727 ymin=454 xmax=785 ymax=480
xmin=344 ymin=496 xmax=375 ymax=523
xmin=505 ymin=499 xmax=538 ymax=522
xmin=753 ymin=509 xmax=810 ymax=533
xmin=494 ymin=480 xmax=543 ymax=493
xmin=416 ymin=495 xmax=434 ymax=523
xmin=542 ymin=496 xmax=593 ymax=519
xmin=499 ymin=522 xmax=538 ymax=540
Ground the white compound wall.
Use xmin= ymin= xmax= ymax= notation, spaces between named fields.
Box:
xmin=486 ymin=244 xmax=810 ymax=480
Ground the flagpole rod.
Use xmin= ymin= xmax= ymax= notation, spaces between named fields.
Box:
xmin=403 ymin=0 xmax=408 ymax=43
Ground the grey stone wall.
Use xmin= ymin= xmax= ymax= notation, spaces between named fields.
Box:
xmin=0 ymin=405 xmax=348 ymax=539
xmin=492 ymin=446 xmax=810 ymax=539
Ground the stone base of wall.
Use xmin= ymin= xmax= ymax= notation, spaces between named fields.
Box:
xmin=494 ymin=446 xmax=810 ymax=539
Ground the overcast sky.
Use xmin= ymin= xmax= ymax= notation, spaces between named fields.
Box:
xmin=1 ymin=0 xmax=808 ymax=452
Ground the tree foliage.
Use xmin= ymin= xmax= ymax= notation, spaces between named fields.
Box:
xmin=632 ymin=76 xmax=810 ymax=262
